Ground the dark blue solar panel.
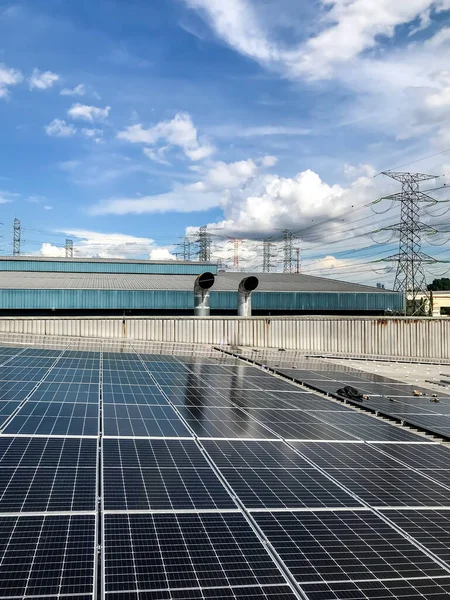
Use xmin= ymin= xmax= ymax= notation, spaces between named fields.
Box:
xmin=3 ymin=401 xmax=98 ymax=435
xmin=103 ymin=403 xmax=190 ymax=437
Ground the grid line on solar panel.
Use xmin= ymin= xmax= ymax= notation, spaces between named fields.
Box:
xmin=102 ymin=383 xmax=169 ymax=405
xmin=236 ymin=408 xmax=359 ymax=441
xmin=27 ymin=382 xmax=100 ymax=404
xmin=2 ymin=401 xmax=99 ymax=436
xmin=0 ymin=514 xmax=95 ymax=598
xmin=300 ymin=576 xmax=450 ymax=599
xmin=366 ymin=442 xmax=450 ymax=469
xmin=103 ymin=403 xmax=191 ymax=438
xmin=103 ymin=584 xmax=298 ymax=600
xmin=103 ymin=438 xmax=236 ymax=511
xmin=104 ymin=512 xmax=288 ymax=594
xmin=378 ymin=509 xmax=450 ymax=568
xmin=0 ymin=366 xmax=51 ymax=382
xmin=45 ymin=367 xmax=100 ymax=384
xmin=0 ymin=437 xmax=97 ymax=512
xmin=178 ymin=406 xmax=277 ymax=440
xmin=253 ymin=510 xmax=448 ymax=584
xmin=318 ymin=467 xmax=450 ymax=507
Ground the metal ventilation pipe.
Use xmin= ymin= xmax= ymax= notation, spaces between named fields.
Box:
xmin=238 ymin=276 xmax=259 ymax=317
xmin=194 ymin=272 xmax=215 ymax=316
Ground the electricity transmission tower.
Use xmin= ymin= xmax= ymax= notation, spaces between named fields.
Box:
xmin=13 ymin=218 xmax=21 ymax=256
xmin=378 ymin=171 xmax=442 ymax=315
xmin=227 ymin=238 xmax=243 ymax=271
xmin=176 ymin=237 xmax=192 ymax=261
xmin=295 ymin=247 xmax=301 ymax=274
xmin=262 ymin=239 xmax=276 ymax=273
xmin=197 ymin=226 xmax=212 ymax=262
xmin=282 ymin=229 xmax=296 ymax=273
xmin=65 ymin=239 xmax=74 ymax=258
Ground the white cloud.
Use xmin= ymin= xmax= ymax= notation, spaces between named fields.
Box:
xmin=183 ymin=0 xmax=450 ymax=80
xmin=211 ymin=125 xmax=310 ymax=138
xmin=89 ymin=153 xmax=279 ymax=215
xmin=89 ymin=190 xmax=220 ymax=215
xmin=43 ymin=205 xmax=53 ymax=210
xmin=68 ymin=103 xmax=110 ymax=122
xmin=40 ymin=229 xmax=177 ymax=260
xmin=259 ymin=155 xmax=278 ymax=168
xmin=45 ymin=119 xmax=76 ymax=137
xmin=82 ymin=128 xmax=103 ymax=143
xmin=143 ymin=146 xmax=171 ymax=165
xmin=149 ymin=247 xmax=177 ymax=261
xmin=60 ymin=84 xmax=87 ymax=96
xmin=195 ymin=165 xmax=382 ymax=241
xmin=29 ymin=68 xmax=59 ymax=90
xmin=118 ymin=112 xmax=215 ymax=161
xmin=0 ymin=190 xmax=19 ymax=204
xmin=0 ymin=63 xmax=23 ymax=98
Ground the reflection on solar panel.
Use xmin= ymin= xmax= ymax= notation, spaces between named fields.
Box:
xmin=0 ymin=337 xmax=450 ymax=599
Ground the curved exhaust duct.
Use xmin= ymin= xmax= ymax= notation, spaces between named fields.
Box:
xmin=194 ymin=272 xmax=215 ymax=316
xmin=238 ymin=276 xmax=259 ymax=317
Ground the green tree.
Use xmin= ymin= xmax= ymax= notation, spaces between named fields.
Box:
xmin=427 ymin=278 xmax=450 ymax=291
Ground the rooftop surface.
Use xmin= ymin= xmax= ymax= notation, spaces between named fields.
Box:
xmin=0 ymin=333 xmax=449 ymax=598
xmin=0 ymin=255 xmax=216 ymax=265
xmin=0 ymin=269 xmax=394 ymax=292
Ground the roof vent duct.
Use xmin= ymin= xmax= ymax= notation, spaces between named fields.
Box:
xmin=238 ymin=276 xmax=259 ymax=317
xmin=194 ymin=272 xmax=215 ymax=316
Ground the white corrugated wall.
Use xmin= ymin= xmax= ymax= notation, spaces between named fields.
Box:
xmin=0 ymin=316 xmax=448 ymax=359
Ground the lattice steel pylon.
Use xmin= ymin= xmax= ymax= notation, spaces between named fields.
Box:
xmin=282 ymin=229 xmax=295 ymax=273
xmin=379 ymin=171 xmax=440 ymax=315
xmin=176 ymin=237 xmax=192 ymax=261
xmin=262 ymin=239 xmax=276 ymax=273
xmin=295 ymin=247 xmax=301 ymax=275
xmin=65 ymin=239 xmax=74 ymax=258
xmin=197 ymin=226 xmax=212 ymax=262
xmin=13 ymin=218 xmax=21 ymax=256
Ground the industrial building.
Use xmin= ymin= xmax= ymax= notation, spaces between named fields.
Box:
xmin=0 ymin=256 xmax=404 ymax=315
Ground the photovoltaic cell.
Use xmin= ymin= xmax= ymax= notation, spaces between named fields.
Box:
xmin=104 ymin=512 xmax=287 ymax=594
xmin=381 ymin=509 xmax=450 ymax=565
xmin=0 ymin=366 xmax=50 ymax=381
xmin=0 ymin=436 xmax=97 ymax=467
xmin=103 ymin=438 xmax=235 ymax=510
xmin=3 ymin=401 xmax=98 ymax=435
xmin=201 ymin=439 xmax=312 ymax=469
xmin=0 ymin=380 xmax=35 ymax=402
xmin=0 ymin=514 xmax=95 ymax=597
xmin=367 ymin=443 xmax=450 ymax=469
xmin=103 ymin=382 xmax=169 ymax=405
xmin=28 ymin=381 xmax=99 ymax=403
xmin=253 ymin=510 xmax=447 ymax=583
xmin=300 ymin=577 xmax=450 ymax=599
xmin=45 ymin=367 xmax=100 ymax=384
xmin=103 ymin=403 xmax=191 ymax=437
xmin=293 ymin=441 xmax=402 ymax=469
xmin=217 ymin=466 xmax=362 ymax=509
xmin=321 ymin=467 xmax=450 ymax=507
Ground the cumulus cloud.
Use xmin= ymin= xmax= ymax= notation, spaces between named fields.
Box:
xmin=118 ymin=112 xmax=215 ymax=161
xmin=60 ymin=84 xmax=87 ymax=96
xmin=45 ymin=119 xmax=76 ymax=137
xmin=89 ymin=154 xmax=277 ymax=215
xmin=183 ymin=0 xmax=450 ymax=79
xmin=29 ymin=68 xmax=59 ymax=90
xmin=0 ymin=63 xmax=23 ymax=98
xmin=68 ymin=103 xmax=110 ymax=122
xmin=143 ymin=147 xmax=171 ymax=165
xmin=40 ymin=229 xmax=177 ymax=260
xmin=82 ymin=128 xmax=103 ymax=143
xmin=0 ymin=190 xmax=19 ymax=204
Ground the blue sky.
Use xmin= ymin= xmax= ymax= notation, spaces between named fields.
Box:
xmin=1 ymin=0 xmax=450 ymax=282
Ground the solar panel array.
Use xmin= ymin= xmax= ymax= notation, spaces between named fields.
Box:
xmin=1 ymin=339 xmax=450 ymax=599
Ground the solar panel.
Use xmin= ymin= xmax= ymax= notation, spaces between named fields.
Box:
xmin=300 ymin=577 xmax=450 ymax=599
xmin=382 ymin=509 xmax=450 ymax=565
xmin=0 ymin=338 xmax=449 ymax=599
xmin=104 ymin=512 xmax=289 ymax=594
xmin=253 ymin=510 xmax=447 ymax=583
xmin=103 ymin=403 xmax=191 ymax=437
xmin=102 ymin=382 xmax=169 ymax=405
xmin=0 ymin=514 xmax=95 ymax=597
xmin=3 ymin=401 xmax=99 ymax=435
xmin=319 ymin=467 xmax=450 ymax=507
